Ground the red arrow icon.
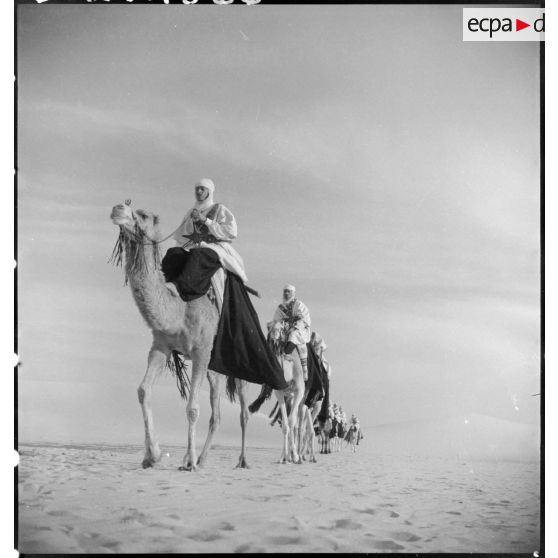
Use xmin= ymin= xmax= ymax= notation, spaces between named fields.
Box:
xmin=516 ymin=19 xmax=530 ymax=31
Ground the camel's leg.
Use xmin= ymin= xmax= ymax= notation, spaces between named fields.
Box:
xmin=180 ymin=349 xmax=210 ymax=472
xmin=288 ymin=388 xmax=304 ymax=464
xmin=275 ymin=392 xmax=290 ymax=464
xmin=196 ymin=370 xmax=223 ymax=468
xmin=235 ymin=379 xmax=250 ymax=469
xmin=138 ymin=346 xmax=168 ymax=469
xmin=304 ymin=408 xmax=317 ymax=463
xmin=296 ymin=404 xmax=308 ymax=460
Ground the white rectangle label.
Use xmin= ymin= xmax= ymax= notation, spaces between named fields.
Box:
xmin=463 ymin=8 xmax=545 ymax=41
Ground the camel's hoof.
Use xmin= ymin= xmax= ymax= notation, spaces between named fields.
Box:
xmin=178 ymin=464 xmax=197 ymax=472
xmin=234 ymin=458 xmax=250 ymax=469
xmin=142 ymin=459 xmax=155 ymax=469
xmin=294 ymin=457 xmax=303 ymax=465
xmin=310 ymin=456 xmax=317 ymax=463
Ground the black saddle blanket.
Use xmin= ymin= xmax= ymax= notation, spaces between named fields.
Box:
xmin=305 ymin=343 xmax=328 ymax=408
xmin=162 ymin=248 xmax=287 ymax=390
xmin=209 ymin=273 xmax=288 ymax=390
xmin=162 ymin=247 xmax=221 ymax=301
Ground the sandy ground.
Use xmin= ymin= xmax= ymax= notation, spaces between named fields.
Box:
xmin=18 ymin=442 xmax=540 ymax=554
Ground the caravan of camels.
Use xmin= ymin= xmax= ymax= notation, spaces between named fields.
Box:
xmin=109 ymin=180 xmax=362 ymax=470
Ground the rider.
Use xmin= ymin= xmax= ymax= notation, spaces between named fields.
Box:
xmin=166 ymin=178 xmax=247 ymax=309
xmin=310 ymin=331 xmax=332 ymax=380
xmin=338 ymin=406 xmax=347 ymax=427
xmin=271 ymin=284 xmax=311 ymax=381
xmin=350 ymin=413 xmax=362 ymax=444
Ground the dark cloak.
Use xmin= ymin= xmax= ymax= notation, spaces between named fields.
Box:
xmin=305 ymin=343 xmax=327 ymax=407
xmin=315 ymin=357 xmax=330 ymax=423
xmin=161 ymin=247 xmax=221 ymax=302
xmin=209 ymin=273 xmax=288 ymax=390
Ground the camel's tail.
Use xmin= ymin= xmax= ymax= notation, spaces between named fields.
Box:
xmin=167 ymin=351 xmax=190 ymax=400
xmin=225 ymin=375 xmax=237 ymax=403
xmin=248 ymin=383 xmax=273 ymax=414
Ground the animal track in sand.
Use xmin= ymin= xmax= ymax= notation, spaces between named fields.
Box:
xmin=218 ymin=521 xmax=235 ymax=531
xmin=333 ymin=518 xmax=362 ymax=530
xmin=267 ymin=535 xmax=304 ymax=545
xmin=101 ymin=541 xmax=122 ymax=552
xmin=390 ymin=531 xmax=421 ymax=542
xmin=188 ymin=531 xmax=223 ymax=542
xmin=46 ymin=509 xmax=69 ymax=517
xmin=120 ymin=510 xmax=149 ymax=526
xmin=357 ymin=507 xmax=400 ymax=518
xmin=368 ymin=539 xmax=406 ymax=550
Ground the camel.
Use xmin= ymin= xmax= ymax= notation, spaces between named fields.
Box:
xmin=268 ymin=387 xmax=319 ymax=463
xmin=344 ymin=424 xmax=360 ymax=453
xmin=330 ymin=417 xmax=346 ymax=453
xmin=109 ymin=200 xmax=251 ymax=471
xmin=298 ymin=397 xmax=322 ymax=462
xmin=317 ymin=415 xmax=333 ymax=454
xmin=249 ymin=322 xmax=306 ymax=464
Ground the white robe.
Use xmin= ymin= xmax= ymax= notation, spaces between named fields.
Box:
xmin=272 ymin=298 xmax=312 ymax=345
xmin=173 ymin=202 xmax=248 ymax=312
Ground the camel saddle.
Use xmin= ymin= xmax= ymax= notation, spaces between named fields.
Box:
xmin=161 ymin=247 xmax=221 ymax=302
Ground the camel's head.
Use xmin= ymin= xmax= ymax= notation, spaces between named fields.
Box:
xmin=109 ymin=200 xmax=161 ymax=281
xmin=110 ymin=200 xmax=160 ymax=240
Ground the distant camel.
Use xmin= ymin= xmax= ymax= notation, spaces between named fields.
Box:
xmin=344 ymin=424 xmax=360 ymax=453
xmin=249 ymin=322 xmax=306 ymax=464
xmin=110 ymin=201 xmax=250 ymax=470
xmin=317 ymin=416 xmax=333 ymax=454
xmin=268 ymin=386 xmax=320 ymax=463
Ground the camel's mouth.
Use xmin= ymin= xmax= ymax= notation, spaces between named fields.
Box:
xmin=110 ymin=206 xmax=133 ymax=226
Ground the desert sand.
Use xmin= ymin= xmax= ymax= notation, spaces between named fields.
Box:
xmin=18 ymin=439 xmax=540 ymax=554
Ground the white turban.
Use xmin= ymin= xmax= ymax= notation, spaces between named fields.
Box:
xmin=283 ymin=284 xmax=296 ymax=292
xmin=195 ymin=178 xmax=215 ymax=192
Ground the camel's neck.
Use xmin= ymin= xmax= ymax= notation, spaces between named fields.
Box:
xmin=124 ymin=239 xmax=178 ymax=331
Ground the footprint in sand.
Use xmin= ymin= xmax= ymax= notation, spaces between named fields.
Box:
xmin=188 ymin=531 xmax=223 ymax=542
xmin=358 ymin=507 xmax=400 ymax=518
xmin=333 ymin=518 xmax=362 ymax=530
xmin=46 ymin=510 xmax=69 ymax=517
xmin=120 ymin=510 xmax=149 ymax=526
xmin=218 ymin=521 xmax=235 ymax=531
xmin=102 ymin=541 xmax=122 ymax=552
xmin=235 ymin=543 xmax=265 ymax=553
xmin=368 ymin=539 xmax=406 ymax=551
xmin=390 ymin=531 xmax=421 ymax=542
xmin=267 ymin=535 xmax=304 ymax=545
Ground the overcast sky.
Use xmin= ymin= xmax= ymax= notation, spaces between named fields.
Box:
xmin=17 ymin=4 xmax=540 ymax=445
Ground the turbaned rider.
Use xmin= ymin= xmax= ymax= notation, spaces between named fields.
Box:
xmin=166 ymin=178 xmax=247 ymax=310
xmin=270 ymin=284 xmax=311 ymax=381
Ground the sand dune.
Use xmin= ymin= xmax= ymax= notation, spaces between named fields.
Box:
xmin=18 ymin=440 xmax=540 ymax=554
